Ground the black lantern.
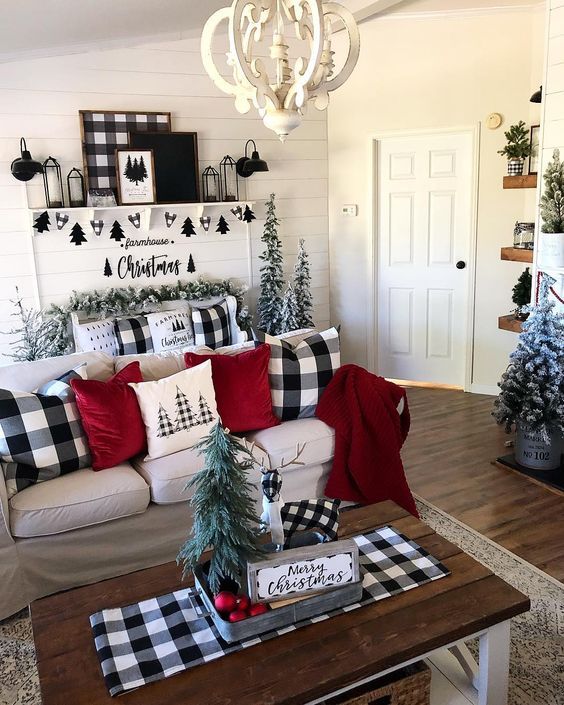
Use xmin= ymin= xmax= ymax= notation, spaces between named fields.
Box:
xmin=202 ymin=165 xmax=220 ymax=202
xmin=67 ymin=168 xmax=85 ymax=208
xmin=11 ymin=138 xmax=43 ymax=182
xmin=219 ymin=155 xmax=239 ymax=201
xmin=43 ymin=156 xmax=64 ymax=208
xmin=236 ymin=139 xmax=269 ymax=178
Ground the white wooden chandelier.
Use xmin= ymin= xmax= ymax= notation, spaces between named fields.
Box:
xmin=201 ymin=0 xmax=360 ymax=141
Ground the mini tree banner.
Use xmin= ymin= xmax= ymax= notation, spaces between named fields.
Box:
xmin=200 ymin=216 xmax=211 ymax=232
xmin=231 ymin=205 xmax=243 ymax=221
xmin=90 ymin=219 xmax=104 ymax=237
xmin=187 ymin=254 xmax=196 ymax=273
xmin=216 ymin=215 xmax=230 ymax=234
xmin=128 ymin=212 xmax=141 ymax=229
xmin=165 ymin=212 xmax=177 ymax=228
xmin=243 ymin=205 xmax=256 ymax=223
xmin=69 ymin=223 xmax=87 ymax=246
xmin=103 ymin=258 xmax=113 ymax=277
xmin=55 ymin=212 xmax=69 ymax=231
xmin=34 ymin=211 xmax=50 ymax=233
xmin=176 ymin=422 xmax=264 ymax=594
xmin=182 ymin=217 xmax=196 ymax=237
xmin=110 ymin=220 xmax=125 ymax=242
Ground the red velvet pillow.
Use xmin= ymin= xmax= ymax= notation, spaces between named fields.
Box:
xmin=71 ymin=362 xmax=147 ymax=470
xmin=184 ymin=345 xmax=280 ymax=433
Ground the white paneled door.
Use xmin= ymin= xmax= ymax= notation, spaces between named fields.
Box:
xmin=377 ymin=131 xmax=475 ymax=387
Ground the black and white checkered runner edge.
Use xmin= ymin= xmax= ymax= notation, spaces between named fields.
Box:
xmin=90 ymin=525 xmax=450 ymax=696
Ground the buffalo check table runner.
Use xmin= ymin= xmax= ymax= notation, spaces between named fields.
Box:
xmin=90 ymin=525 xmax=450 ymax=696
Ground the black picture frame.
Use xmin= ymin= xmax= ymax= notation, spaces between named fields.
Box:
xmin=129 ymin=131 xmax=200 ymax=204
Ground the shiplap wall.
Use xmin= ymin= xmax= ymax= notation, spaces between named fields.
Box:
xmin=0 ymin=36 xmax=329 ymax=362
xmin=538 ymin=0 xmax=564 ymax=305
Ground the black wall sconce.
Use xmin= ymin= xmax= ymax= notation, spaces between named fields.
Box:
xmin=67 ymin=168 xmax=85 ymax=208
xmin=236 ymin=139 xmax=269 ymax=178
xmin=530 ymin=86 xmax=542 ymax=103
xmin=43 ymin=156 xmax=64 ymax=208
xmin=11 ymin=138 xmax=43 ymax=182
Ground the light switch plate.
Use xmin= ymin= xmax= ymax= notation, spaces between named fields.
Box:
xmin=342 ymin=204 xmax=358 ymax=216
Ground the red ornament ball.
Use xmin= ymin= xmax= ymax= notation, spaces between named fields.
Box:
xmin=214 ymin=591 xmax=238 ymax=614
xmin=237 ymin=595 xmax=251 ymax=612
xmin=228 ymin=609 xmax=248 ymax=623
xmin=248 ymin=603 xmax=268 ymax=617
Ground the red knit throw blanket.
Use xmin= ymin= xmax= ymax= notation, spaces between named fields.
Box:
xmin=316 ymin=364 xmax=418 ymax=517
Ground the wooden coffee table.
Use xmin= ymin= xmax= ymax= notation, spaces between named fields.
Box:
xmin=31 ymin=501 xmax=529 ymax=705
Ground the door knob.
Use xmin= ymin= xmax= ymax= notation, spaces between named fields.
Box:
xmin=456 ymin=261 xmax=466 ymax=269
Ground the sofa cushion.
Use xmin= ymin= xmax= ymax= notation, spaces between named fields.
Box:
xmin=0 ymin=352 xmax=114 ymax=392
xmin=114 ymin=350 xmax=186 ymax=381
xmin=131 ymin=447 xmax=204 ymax=504
xmin=245 ymin=418 xmax=335 ymax=469
xmin=9 ymin=464 xmax=150 ymax=538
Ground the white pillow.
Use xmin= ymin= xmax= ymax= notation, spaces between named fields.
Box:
xmin=145 ymin=309 xmax=195 ymax=352
xmin=73 ymin=318 xmax=118 ymax=356
xmin=129 ymin=361 xmax=219 ymax=460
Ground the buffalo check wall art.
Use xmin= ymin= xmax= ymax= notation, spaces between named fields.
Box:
xmin=90 ymin=525 xmax=449 ymax=696
xmin=79 ymin=111 xmax=171 ymax=191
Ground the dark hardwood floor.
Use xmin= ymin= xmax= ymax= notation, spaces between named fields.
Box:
xmin=403 ymin=387 xmax=564 ymax=583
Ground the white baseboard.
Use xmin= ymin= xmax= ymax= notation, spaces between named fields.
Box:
xmin=468 ymin=384 xmax=499 ymax=396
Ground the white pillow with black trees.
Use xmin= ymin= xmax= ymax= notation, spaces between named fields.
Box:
xmin=255 ymin=327 xmax=341 ymax=421
xmin=0 ymin=366 xmax=91 ymax=498
xmin=129 ymin=361 xmax=219 ymax=460
xmin=73 ymin=318 xmax=119 ymax=356
xmin=145 ymin=309 xmax=195 ymax=352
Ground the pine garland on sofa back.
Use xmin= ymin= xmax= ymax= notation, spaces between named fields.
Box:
xmin=46 ymin=279 xmax=252 ymax=356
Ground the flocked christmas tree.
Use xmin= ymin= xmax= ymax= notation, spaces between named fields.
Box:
xmin=493 ymin=274 xmax=564 ymax=440
xmin=69 ymin=223 xmax=87 ymax=246
xmin=293 ymin=238 xmax=315 ymax=329
xmin=540 ymin=149 xmax=564 ymax=233
xmin=258 ymin=193 xmax=284 ymax=334
xmin=33 ymin=211 xmax=50 ymax=233
xmin=6 ymin=288 xmax=59 ymax=362
xmin=216 ymin=215 xmax=230 ymax=234
xmin=110 ymin=220 xmax=125 ymax=242
xmin=279 ymin=282 xmax=300 ymax=334
xmin=187 ymin=253 xmax=196 ymax=273
xmin=103 ymin=258 xmax=113 ymax=277
xmin=176 ymin=422 xmax=264 ymax=593
xmin=181 ymin=216 xmax=196 ymax=237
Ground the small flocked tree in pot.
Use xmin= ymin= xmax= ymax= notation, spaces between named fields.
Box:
xmin=497 ymin=121 xmax=532 ymax=176
xmin=493 ymin=274 xmax=564 ymax=470
xmin=539 ymin=148 xmax=564 ymax=269
xmin=177 ymin=422 xmax=264 ymax=594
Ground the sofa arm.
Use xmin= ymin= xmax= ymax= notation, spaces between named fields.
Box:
xmin=0 ymin=465 xmax=12 ymax=541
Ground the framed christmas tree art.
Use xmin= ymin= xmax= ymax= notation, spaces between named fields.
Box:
xmin=114 ymin=148 xmax=156 ymax=205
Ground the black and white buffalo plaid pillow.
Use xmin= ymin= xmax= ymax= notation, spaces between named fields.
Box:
xmin=256 ymin=328 xmax=340 ymax=420
xmin=114 ymin=316 xmax=154 ymax=356
xmin=191 ymin=300 xmax=231 ymax=349
xmin=0 ymin=369 xmax=91 ymax=498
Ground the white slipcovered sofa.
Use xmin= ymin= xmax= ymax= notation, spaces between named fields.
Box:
xmin=0 ymin=340 xmax=336 ymax=620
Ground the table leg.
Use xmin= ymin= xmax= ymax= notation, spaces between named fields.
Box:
xmin=477 ymin=620 xmax=511 ymax=705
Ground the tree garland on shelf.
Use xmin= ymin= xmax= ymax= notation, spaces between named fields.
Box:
xmin=46 ymin=278 xmax=252 ymax=356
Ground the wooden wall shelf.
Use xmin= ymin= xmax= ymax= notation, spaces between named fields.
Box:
xmin=503 ymin=175 xmax=537 ymax=189
xmin=498 ymin=315 xmax=524 ymax=333
xmin=500 ymin=247 xmax=534 ymax=263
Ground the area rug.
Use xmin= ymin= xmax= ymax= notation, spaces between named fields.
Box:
xmin=0 ymin=499 xmax=562 ymax=705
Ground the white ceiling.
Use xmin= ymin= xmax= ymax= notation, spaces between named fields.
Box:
xmin=0 ymin=0 xmax=542 ymax=63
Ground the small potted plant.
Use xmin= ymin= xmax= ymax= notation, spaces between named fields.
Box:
xmin=512 ymin=267 xmax=532 ymax=321
xmin=497 ymin=121 xmax=532 ymax=176
xmin=539 ymin=148 xmax=564 ymax=269
xmin=493 ymin=275 xmax=564 ymax=471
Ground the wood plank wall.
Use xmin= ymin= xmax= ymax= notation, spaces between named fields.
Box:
xmin=0 ymin=37 xmax=329 ymax=362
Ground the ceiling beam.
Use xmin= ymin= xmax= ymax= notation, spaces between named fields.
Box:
xmin=352 ymin=0 xmax=410 ymax=24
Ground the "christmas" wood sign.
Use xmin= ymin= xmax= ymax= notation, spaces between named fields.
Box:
xmin=247 ymin=539 xmax=360 ymax=603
